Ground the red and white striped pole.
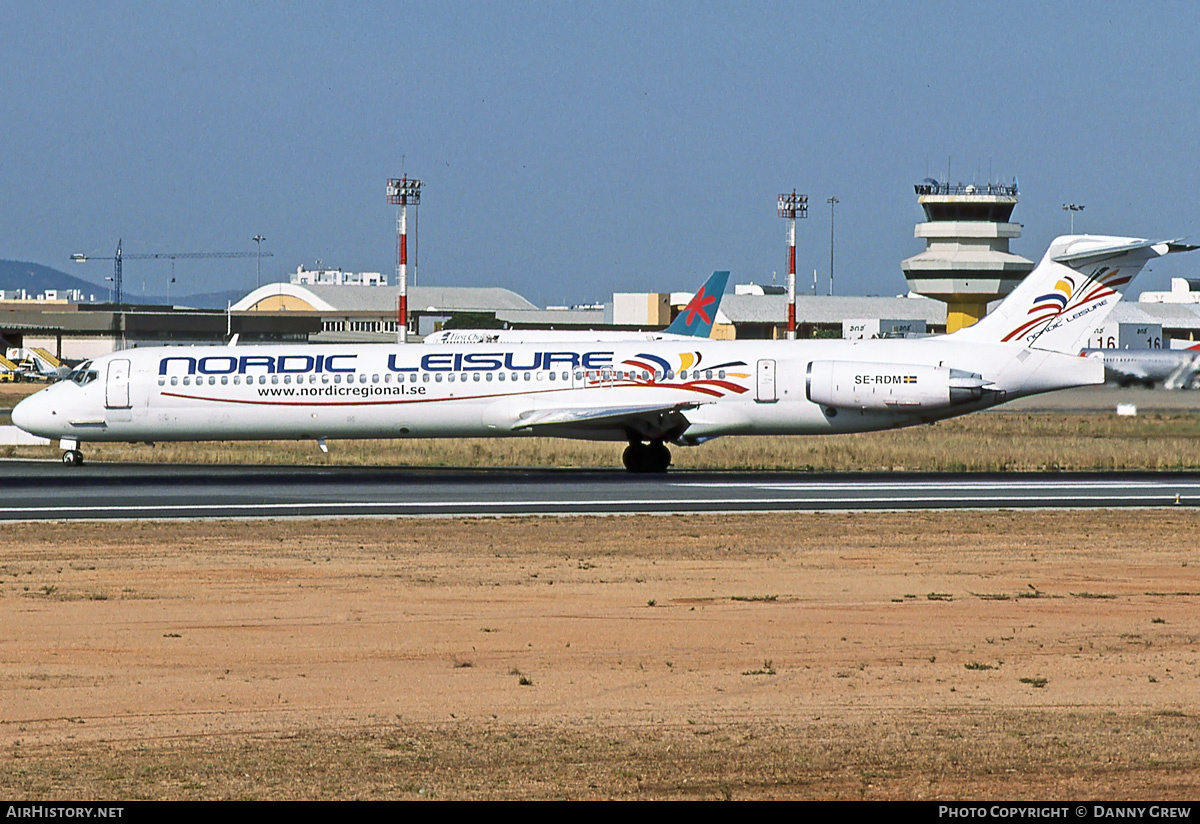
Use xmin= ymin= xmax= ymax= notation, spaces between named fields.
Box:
xmin=397 ymin=194 xmax=408 ymax=343
xmin=786 ymin=217 xmax=797 ymax=340
xmin=388 ymin=176 xmax=422 ymax=343
xmin=777 ymin=190 xmax=807 ymax=340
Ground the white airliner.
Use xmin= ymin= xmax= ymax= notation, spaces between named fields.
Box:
xmin=12 ymin=235 xmax=1194 ymax=472
xmin=1080 ymin=346 xmax=1200 ymax=388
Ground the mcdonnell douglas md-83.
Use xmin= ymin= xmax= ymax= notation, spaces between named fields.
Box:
xmin=12 ymin=235 xmax=1195 ymax=472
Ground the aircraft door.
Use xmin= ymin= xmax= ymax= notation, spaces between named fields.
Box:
xmin=755 ymin=359 xmax=778 ymax=403
xmin=105 ymin=358 xmax=132 ymax=409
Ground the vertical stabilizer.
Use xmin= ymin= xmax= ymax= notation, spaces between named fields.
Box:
xmin=949 ymin=236 xmax=1188 ymax=352
xmin=664 ymin=271 xmax=729 ymax=337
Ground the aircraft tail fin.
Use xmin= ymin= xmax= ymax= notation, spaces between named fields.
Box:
xmin=664 ymin=270 xmax=729 ymax=337
xmin=949 ymin=236 xmax=1196 ymax=353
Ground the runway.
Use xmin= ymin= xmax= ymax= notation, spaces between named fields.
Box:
xmin=2 ymin=461 xmax=1198 ymax=520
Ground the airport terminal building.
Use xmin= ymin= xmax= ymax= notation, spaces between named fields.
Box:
xmin=6 ymin=268 xmax=1200 ymax=366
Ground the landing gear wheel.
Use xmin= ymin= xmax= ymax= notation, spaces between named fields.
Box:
xmin=622 ymin=441 xmax=671 ymax=474
xmin=62 ymin=450 xmax=84 ymax=467
xmin=622 ymin=442 xmax=645 ymax=472
xmin=649 ymin=441 xmax=671 ymax=472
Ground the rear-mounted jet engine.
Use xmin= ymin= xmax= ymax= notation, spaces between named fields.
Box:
xmin=805 ymin=361 xmax=997 ymax=410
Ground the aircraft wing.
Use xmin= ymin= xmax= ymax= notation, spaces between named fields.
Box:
xmin=512 ymin=401 xmax=701 ymax=441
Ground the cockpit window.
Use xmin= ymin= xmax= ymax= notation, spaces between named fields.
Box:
xmin=66 ymin=361 xmax=99 ymax=387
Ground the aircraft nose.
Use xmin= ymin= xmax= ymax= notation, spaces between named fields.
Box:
xmin=11 ymin=392 xmax=49 ymax=436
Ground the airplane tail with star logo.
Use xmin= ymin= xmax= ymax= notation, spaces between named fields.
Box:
xmin=663 ymin=270 xmax=729 ymax=337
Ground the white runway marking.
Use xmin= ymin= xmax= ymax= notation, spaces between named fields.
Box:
xmin=4 ymin=492 xmax=1192 ymax=517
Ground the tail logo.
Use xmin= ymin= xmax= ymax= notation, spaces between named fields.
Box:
xmin=681 ymin=286 xmax=717 ymax=327
xmin=1002 ymin=266 xmax=1130 ymax=343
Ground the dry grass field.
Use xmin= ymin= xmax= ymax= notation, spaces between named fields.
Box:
xmin=4 ymin=410 xmax=1200 ymax=472
xmin=3 ymin=512 xmax=1200 ymax=800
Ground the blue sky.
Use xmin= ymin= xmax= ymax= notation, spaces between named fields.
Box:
xmin=2 ymin=1 xmax=1199 ymax=304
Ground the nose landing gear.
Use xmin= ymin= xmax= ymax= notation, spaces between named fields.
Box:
xmin=622 ymin=440 xmax=671 ymax=474
xmin=59 ymin=438 xmax=84 ymax=466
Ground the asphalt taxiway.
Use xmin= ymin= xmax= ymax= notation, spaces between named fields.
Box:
xmin=1 ymin=461 xmax=1198 ymax=520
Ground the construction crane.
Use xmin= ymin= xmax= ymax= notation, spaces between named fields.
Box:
xmin=70 ymin=239 xmax=274 ymax=304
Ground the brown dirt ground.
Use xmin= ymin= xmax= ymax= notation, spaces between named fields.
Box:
xmin=2 ymin=511 xmax=1200 ymax=800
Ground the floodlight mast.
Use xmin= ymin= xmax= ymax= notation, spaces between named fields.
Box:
xmin=387 ymin=176 xmax=422 ymax=343
xmin=1062 ymin=202 xmax=1085 ymax=234
xmin=777 ymin=191 xmax=808 ymax=339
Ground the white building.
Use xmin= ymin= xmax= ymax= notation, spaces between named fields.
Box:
xmin=1138 ymin=278 xmax=1200 ymax=304
xmin=290 ymin=265 xmax=387 ymax=287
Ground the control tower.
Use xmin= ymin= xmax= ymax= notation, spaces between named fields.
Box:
xmin=900 ymin=180 xmax=1034 ymax=333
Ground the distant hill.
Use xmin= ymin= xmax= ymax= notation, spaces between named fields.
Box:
xmin=0 ymin=259 xmax=105 ymax=297
xmin=0 ymin=259 xmax=247 ymax=309
xmin=171 ymin=289 xmax=251 ymax=310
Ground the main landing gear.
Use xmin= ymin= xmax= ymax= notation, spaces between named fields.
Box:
xmin=622 ymin=440 xmax=671 ymax=474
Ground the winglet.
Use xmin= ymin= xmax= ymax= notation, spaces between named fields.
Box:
xmin=664 ymin=271 xmax=729 ymax=337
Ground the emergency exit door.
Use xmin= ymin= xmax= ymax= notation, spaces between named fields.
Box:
xmin=756 ymin=359 xmax=777 ymax=403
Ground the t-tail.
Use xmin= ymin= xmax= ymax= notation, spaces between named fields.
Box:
xmin=663 ymin=270 xmax=729 ymax=337
xmin=949 ymin=235 xmax=1197 ymax=353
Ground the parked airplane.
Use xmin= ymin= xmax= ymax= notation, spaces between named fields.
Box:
xmin=12 ymin=235 xmax=1194 ymax=471
xmin=421 ymin=270 xmax=729 ymax=345
xmin=1079 ymin=346 xmax=1200 ymax=388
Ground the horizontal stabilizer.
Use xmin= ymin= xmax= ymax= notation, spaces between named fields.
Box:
xmin=1051 ymin=238 xmax=1178 ymax=265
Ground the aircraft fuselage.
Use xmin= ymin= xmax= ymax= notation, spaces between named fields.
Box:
xmin=13 ymin=337 xmax=1099 ymax=449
